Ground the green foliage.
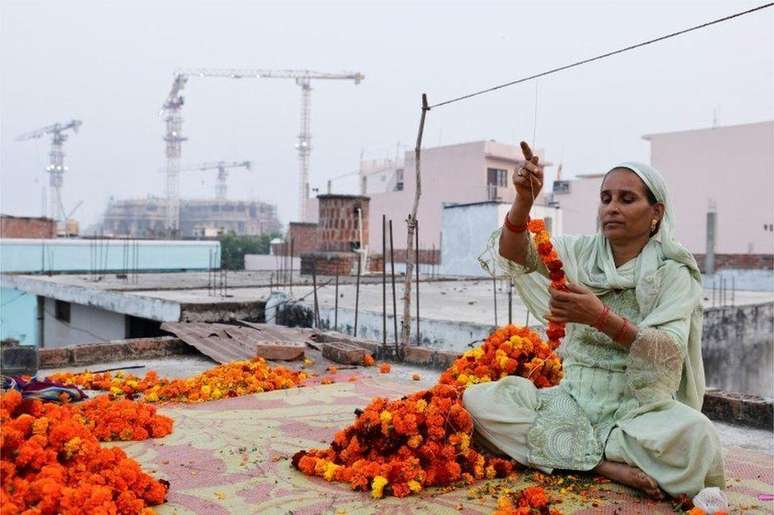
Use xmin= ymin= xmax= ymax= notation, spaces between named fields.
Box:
xmin=218 ymin=232 xmax=279 ymax=270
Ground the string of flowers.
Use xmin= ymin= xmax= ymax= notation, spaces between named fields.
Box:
xmin=47 ymin=357 xmax=308 ymax=403
xmin=528 ymin=219 xmax=567 ymax=349
xmin=0 ymin=390 xmax=169 ymax=514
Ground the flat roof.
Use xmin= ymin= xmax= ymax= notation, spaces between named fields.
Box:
xmin=642 ymin=120 xmax=774 ymax=140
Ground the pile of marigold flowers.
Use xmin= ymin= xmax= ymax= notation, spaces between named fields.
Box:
xmin=0 ymin=390 xmax=169 ymax=514
xmin=48 ymin=357 xmax=308 ymax=403
xmin=494 ymin=485 xmax=562 ymax=515
xmin=293 ymin=324 xmax=563 ymax=498
xmin=293 ymin=218 xmax=569 ymax=500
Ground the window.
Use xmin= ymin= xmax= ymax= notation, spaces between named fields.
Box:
xmin=55 ymin=300 xmax=70 ymax=323
xmin=487 ymin=168 xmax=508 ymax=188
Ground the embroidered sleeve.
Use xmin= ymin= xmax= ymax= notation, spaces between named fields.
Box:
xmin=625 ymin=327 xmax=686 ymax=405
xmin=478 ymin=228 xmax=549 ymax=279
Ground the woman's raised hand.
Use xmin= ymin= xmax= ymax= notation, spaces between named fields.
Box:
xmin=513 ymin=141 xmax=544 ymax=204
xmin=546 ymin=282 xmax=605 ymax=326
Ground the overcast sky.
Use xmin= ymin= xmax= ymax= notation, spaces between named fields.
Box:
xmin=1 ymin=0 xmax=772 ymax=228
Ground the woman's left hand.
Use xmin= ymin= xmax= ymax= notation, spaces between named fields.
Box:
xmin=546 ymin=282 xmax=605 ymax=326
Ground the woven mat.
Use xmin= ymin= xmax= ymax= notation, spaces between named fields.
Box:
xmin=110 ymin=376 xmax=774 ymax=514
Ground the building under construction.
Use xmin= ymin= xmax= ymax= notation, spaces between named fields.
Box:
xmin=100 ymin=197 xmax=281 ymax=239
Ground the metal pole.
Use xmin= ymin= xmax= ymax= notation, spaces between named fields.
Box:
xmin=415 ymin=218 xmax=420 ymax=345
xmin=382 ymin=214 xmax=387 ymax=353
xmin=289 ymin=237 xmax=294 ymax=296
xmin=354 ymin=255 xmax=361 ymax=337
xmin=732 ymin=276 xmax=735 ymax=307
xmin=312 ymin=260 xmax=320 ymax=329
xmin=508 ymin=280 xmax=513 ymax=325
xmin=492 ymin=267 xmax=498 ymax=327
xmin=334 ymin=270 xmax=339 ymax=331
xmin=389 ymin=220 xmax=399 ymax=354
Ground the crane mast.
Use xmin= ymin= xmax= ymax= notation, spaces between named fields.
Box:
xmin=161 ymin=75 xmax=188 ymax=237
xmin=162 ymin=68 xmax=363 ymax=227
xmin=16 ymin=119 xmax=82 ymax=224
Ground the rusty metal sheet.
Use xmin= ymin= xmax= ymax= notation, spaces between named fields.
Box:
xmin=161 ymin=322 xmax=304 ymax=363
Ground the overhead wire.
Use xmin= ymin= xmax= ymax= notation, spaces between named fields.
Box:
xmin=428 ymin=3 xmax=774 ymax=109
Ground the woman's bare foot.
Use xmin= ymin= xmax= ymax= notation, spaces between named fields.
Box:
xmin=593 ymin=460 xmax=663 ymax=499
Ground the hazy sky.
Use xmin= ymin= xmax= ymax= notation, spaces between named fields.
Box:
xmin=2 ymin=0 xmax=772 ymax=228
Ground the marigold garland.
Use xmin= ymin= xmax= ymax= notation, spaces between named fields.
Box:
xmin=0 ymin=390 xmax=169 ymax=514
xmin=528 ymin=219 xmax=568 ymax=349
xmin=48 ymin=357 xmax=308 ymax=403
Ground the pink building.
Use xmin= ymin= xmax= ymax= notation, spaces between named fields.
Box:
xmin=553 ymin=121 xmax=774 ymax=258
xmin=361 ymin=141 xmax=550 ymax=259
xmin=644 ymin=121 xmax=774 ymax=255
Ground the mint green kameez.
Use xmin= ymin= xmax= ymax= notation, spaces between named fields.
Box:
xmin=463 ymin=162 xmax=725 ymax=497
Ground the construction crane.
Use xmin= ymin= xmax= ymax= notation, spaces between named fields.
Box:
xmin=179 ymin=160 xmax=251 ymax=200
xmin=161 ymin=75 xmax=188 ymax=236
xmin=16 ymin=119 xmax=82 ymax=223
xmin=161 ymin=68 xmax=364 ymax=230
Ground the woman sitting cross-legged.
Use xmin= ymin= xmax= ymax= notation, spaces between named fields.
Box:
xmin=464 ymin=141 xmax=725 ymax=499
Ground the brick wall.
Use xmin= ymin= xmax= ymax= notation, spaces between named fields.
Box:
xmin=300 ymin=252 xmax=358 ymax=276
xmin=367 ymin=249 xmax=441 ymax=272
xmin=694 ymin=253 xmax=773 ymax=272
xmin=318 ymin=195 xmax=370 ymax=252
xmin=289 ymin=222 xmax=320 ymax=253
xmin=0 ymin=215 xmax=56 ymax=238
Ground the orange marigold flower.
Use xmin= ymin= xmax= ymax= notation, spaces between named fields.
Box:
xmin=378 ymin=363 xmax=391 ymax=374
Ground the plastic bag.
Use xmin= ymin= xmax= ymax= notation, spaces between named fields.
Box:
xmin=692 ymin=487 xmax=729 ymax=514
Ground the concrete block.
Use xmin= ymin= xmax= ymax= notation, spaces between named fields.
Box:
xmin=255 ymin=341 xmax=305 ymax=361
xmin=322 ymin=342 xmax=367 ymax=365
xmin=403 ymin=346 xmax=458 ymax=370
xmin=1 ymin=346 xmax=39 ymax=376
xmin=702 ymin=390 xmax=773 ymax=430
xmin=38 ymin=348 xmax=73 ymax=368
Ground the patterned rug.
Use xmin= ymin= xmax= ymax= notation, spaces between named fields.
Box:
xmin=109 ymin=376 xmax=774 ymax=514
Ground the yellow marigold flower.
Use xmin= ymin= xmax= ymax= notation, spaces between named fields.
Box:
xmin=109 ymin=386 xmax=123 ymax=396
xmin=371 ymin=475 xmax=388 ymax=499
xmin=144 ymin=391 xmax=159 ymax=402
xmin=323 ymin=462 xmax=341 ymax=481
xmin=485 ymin=464 xmax=497 ymax=479
xmin=201 ymin=385 xmax=211 ymax=396
xmin=379 ymin=410 xmax=392 ymax=424
xmin=458 ymin=433 xmax=470 ymax=451
xmin=407 ymin=435 xmax=423 ymax=448
xmin=211 ymin=388 xmax=223 ymax=400
xmin=457 ymin=374 xmax=470 ymax=385
xmin=32 ymin=417 xmax=49 ymax=436
xmin=407 ymin=480 xmax=422 ymax=493
xmin=472 ymin=347 xmax=484 ymax=359
xmin=415 ymin=399 xmax=427 ymax=413
xmin=64 ymin=437 xmax=82 ymax=459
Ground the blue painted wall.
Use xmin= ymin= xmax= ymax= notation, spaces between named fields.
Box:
xmin=0 ymin=238 xmax=220 ymax=345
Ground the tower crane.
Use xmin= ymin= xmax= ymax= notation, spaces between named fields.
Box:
xmin=179 ymin=160 xmax=251 ymax=200
xmin=161 ymin=68 xmax=364 ymax=230
xmin=16 ymin=119 xmax=82 ymax=223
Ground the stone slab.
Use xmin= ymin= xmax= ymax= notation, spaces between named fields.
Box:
xmin=322 ymin=342 xmax=367 ymax=365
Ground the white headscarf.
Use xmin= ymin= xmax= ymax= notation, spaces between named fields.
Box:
xmin=505 ymin=162 xmax=706 ymax=410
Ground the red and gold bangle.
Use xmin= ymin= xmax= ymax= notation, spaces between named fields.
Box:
xmin=593 ymin=306 xmax=610 ymax=331
xmin=504 ymin=212 xmax=529 ymax=233
xmin=613 ymin=317 xmax=629 ymax=343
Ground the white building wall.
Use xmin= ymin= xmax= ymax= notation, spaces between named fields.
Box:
xmin=440 ymin=201 xmax=563 ymax=277
xmin=245 ymin=254 xmax=301 ymax=271
xmin=43 ymin=298 xmax=126 ymax=348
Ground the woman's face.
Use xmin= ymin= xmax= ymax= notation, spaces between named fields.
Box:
xmin=598 ymin=169 xmax=664 ymax=243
